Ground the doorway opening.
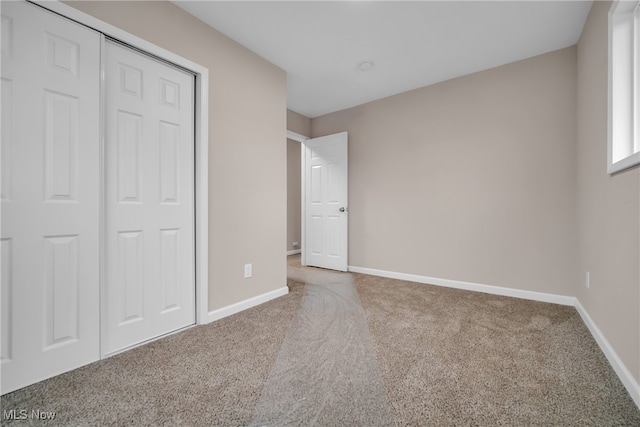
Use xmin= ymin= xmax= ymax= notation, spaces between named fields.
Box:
xmin=286 ymin=130 xmax=349 ymax=272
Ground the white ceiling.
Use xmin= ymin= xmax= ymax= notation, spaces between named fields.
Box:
xmin=173 ymin=1 xmax=593 ymax=118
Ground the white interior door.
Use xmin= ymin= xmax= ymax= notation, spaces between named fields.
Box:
xmin=103 ymin=40 xmax=196 ymax=355
xmin=1 ymin=1 xmax=101 ymax=394
xmin=304 ymin=132 xmax=348 ymax=271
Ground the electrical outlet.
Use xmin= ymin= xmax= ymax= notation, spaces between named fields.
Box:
xmin=585 ymin=271 xmax=590 ymax=289
xmin=244 ymin=263 xmax=252 ymax=279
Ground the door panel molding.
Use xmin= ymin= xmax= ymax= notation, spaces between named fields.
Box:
xmin=32 ymin=0 xmax=210 ymax=328
xmin=1 ymin=0 xmax=101 ymax=394
xmin=303 ymin=132 xmax=349 ymax=272
xmin=103 ymin=39 xmax=195 ymax=355
xmin=0 ymin=0 xmax=210 ymax=394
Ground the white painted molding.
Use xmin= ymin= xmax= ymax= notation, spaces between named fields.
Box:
xmin=206 ymin=286 xmax=289 ymax=324
xmin=607 ymin=0 xmax=640 ymax=174
xmin=575 ymin=300 xmax=640 ymax=408
xmin=287 ymin=249 xmax=302 ymax=256
xmin=287 ymin=130 xmax=309 ymax=143
xmin=348 ymin=265 xmax=576 ymax=306
xmin=32 ymin=0 xmax=207 ymax=76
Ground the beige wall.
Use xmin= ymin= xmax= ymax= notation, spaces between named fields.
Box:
xmin=64 ymin=0 xmax=639 ymax=387
xmin=286 ymin=110 xmax=310 ymax=253
xmin=66 ymin=1 xmax=287 ymax=311
xmin=576 ymin=1 xmax=640 ymax=384
xmin=312 ymin=47 xmax=578 ymax=296
xmin=287 ymin=109 xmax=311 ymax=137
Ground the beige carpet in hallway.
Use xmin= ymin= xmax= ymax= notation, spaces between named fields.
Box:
xmin=1 ymin=255 xmax=639 ymax=425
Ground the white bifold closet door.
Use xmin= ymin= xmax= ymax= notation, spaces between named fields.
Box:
xmin=1 ymin=1 xmax=196 ymax=394
xmin=1 ymin=1 xmax=101 ymax=393
xmin=102 ymin=40 xmax=195 ymax=355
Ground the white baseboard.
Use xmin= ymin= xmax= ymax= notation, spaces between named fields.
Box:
xmin=575 ymin=300 xmax=640 ymax=408
xmin=287 ymin=249 xmax=301 ymax=256
xmin=348 ymin=265 xmax=576 ymax=306
xmin=205 ymin=286 xmax=289 ymax=324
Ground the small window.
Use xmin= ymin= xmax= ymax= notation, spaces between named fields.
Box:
xmin=608 ymin=0 xmax=640 ymax=174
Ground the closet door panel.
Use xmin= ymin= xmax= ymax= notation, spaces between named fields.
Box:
xmin=103 ymin=41 xmax=195 ymax=355
xmin=0 ymin=0 xmax=101 ymax=394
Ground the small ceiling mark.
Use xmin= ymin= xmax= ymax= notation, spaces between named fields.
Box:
xmin=358 ymin=61 xmax=375 ymax=72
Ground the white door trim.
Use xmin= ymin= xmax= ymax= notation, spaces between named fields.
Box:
xmin=32 ymin=0 xmax=210 ymax=326
xmin=287 ymin=130 xmax=309 ymax=143
xmin=287 ymin=130 xmax=309 ymax=266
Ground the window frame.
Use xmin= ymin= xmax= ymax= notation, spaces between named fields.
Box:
xmin=608 ymin=0 xmax=640 ymax=174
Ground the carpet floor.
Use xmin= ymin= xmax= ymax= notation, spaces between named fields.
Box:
xmin=1 ymin=255 xmax=639 ymax=426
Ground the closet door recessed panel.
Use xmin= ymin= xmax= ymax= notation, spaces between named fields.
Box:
xmin=103 ymin=41 xmax=195 ymax=355
xmin=0 ymin=0 xmax=101 ymax=395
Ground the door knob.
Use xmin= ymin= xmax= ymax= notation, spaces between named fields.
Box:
xmin=339 ymin=207 xmax=348 ymax=212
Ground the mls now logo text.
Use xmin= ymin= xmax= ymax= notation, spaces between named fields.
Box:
xmin=3 ymin=409 xmax=57 ymax=421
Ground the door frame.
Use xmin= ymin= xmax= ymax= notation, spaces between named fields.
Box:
xmin=287 ymin=130 xmax=309 ymax=266
xmin=32 ymin=1 xmax=210 ymax=328
xmin=287 ymin=130 xmax=349 ymax=270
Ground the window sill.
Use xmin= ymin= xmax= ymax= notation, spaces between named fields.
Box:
xmin=608 ymin=151 xmax=640 ymax=175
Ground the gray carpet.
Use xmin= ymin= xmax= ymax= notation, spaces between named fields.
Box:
xmin=250 ymin=262 xmax=392 ymax=426
xmin=355 ymin=271 xmax=640 ymax=426
xmin=1 ymin=255 xmax=639 ymax=426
